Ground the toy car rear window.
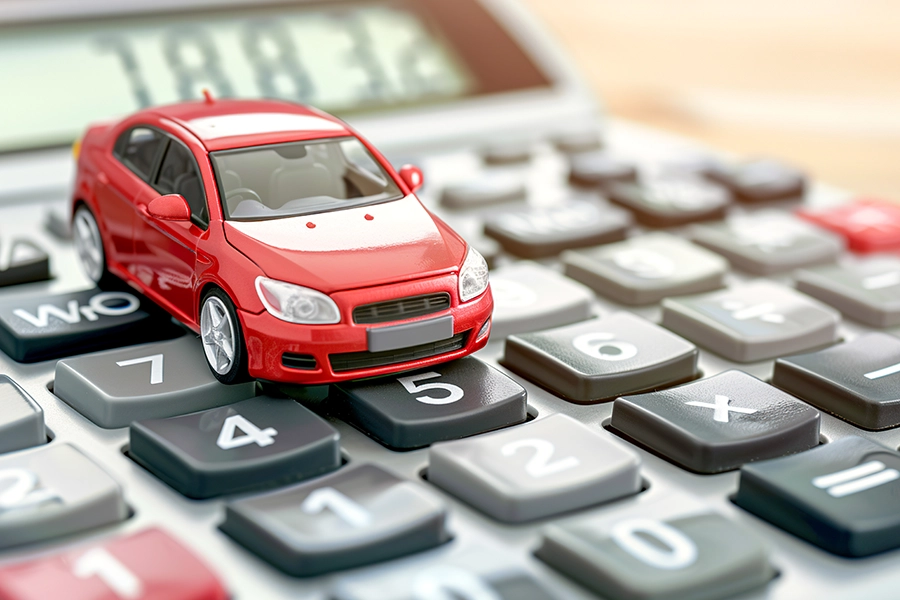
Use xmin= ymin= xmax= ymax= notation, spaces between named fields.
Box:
xmin=211 ymin=137 xmax=403 ymax=220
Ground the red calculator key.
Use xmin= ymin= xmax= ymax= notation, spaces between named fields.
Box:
xmin=0 ymin=528 xmax=227 ymax=600
xmin=797 ymin=200 xmax=900 ymax=253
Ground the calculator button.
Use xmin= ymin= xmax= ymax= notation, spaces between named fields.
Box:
xmin=707 ymin=158 xmax=806 ymax=203
xmin=536 ymin=495 xmax=773 ymax=600
xmin=690 ymin=212 xmax=842 ymax=275
xmin=0 ymin=528 xmax=228 ymax=600
xmin=0 ymin=443 xmax=127 ymax=549
xmin=489 ymin=261 xmax=594 ymax=338
xmin=773 ymin=333 xmax=900 ymax=430
xmin=0 ymin=239 xmax=50 ymax=287
xmin=334 ymin=547 xmax=559 ymax=600
xmin=612 ymin=370 xmax=820 ymax=473
xmin=502 ymin=312 xmax=698 ymax=403
xmin=797 ymin=200 xmax=900 ymax=253
xmin=220 ymin=463 xmax=449 ymax=576
xmin=130 ymin=395 xmax=340 ymax=498
xmin=563 ymin=232 xmax=727 ymax=305
xmin=440 ymin=173 xmax=526 ymax=209
xmin=0 ymin=376 xmax=45 ymax=455
xmin=483 ymin=200 xmax=631 ymax=258
xmin=606 ymin=176 xmax=730 ymax=227
xmin=429 ymin=413 xmax=641 ymax=522
xmin=553 ymin=130 xmax=603 ymax=154
xmin=568 ymin=152 xmax=636 ymax=188
xmin=734 ymin=436 xmax=900 ymax=557
xmin=54 ymin=337 xmax=258 ymax=429
xmin=662 ymin=281 xmax=840 ymax=363
xmin=482 ymin=141 xmax=532 ymax=165
xmin=795 ymin=257 xmax=900 ymax=326
xmin=332 ymin=357 xmax=526 ymax=450
xmin=0 ymin=288 xmax=177 ymax=363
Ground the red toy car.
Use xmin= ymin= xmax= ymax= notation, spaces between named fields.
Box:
xmin=71 ymin=98 xmax=492 ymax=384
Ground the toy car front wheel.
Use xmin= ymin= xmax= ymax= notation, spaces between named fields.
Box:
xmin=200 ymin=289 xmax=250 ymax=384
xmin=73 ymin=204 xmax=112 ymax=287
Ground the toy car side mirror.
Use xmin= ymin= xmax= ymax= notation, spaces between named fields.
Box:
xmin=147 ymin=194 xmax=191 ymax=222
xmin=398 ymin=164 xmax=424 ymax=193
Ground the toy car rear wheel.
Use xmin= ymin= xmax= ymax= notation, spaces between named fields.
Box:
xmin=73 ymin=204 xmax=114 ymax=287
xmin=200 ymin=289 xmax=250 ymax=384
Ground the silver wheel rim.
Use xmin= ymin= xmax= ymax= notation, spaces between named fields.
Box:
xmin=73 ymin=208 xmax=104 ymax=283
xmin=201 ymin=296 xmax=236 ymax=375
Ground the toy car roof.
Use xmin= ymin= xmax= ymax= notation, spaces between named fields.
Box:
xmin=144 ymin=99 xmax=353 ymax=152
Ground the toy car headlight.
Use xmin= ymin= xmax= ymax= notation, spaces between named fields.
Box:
xmin=459 ymin=247 xmax=490 ymax=302
xmin=255 ymin=277 xmax=341 ymax=324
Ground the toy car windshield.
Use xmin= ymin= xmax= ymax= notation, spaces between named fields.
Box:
xmin=212 ymin=137 xmax=403 ymax=220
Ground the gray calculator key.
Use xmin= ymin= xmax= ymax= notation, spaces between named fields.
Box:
xmin=334 ymin=547 xmax=560 ymax=600
xmin=563 ymin=232 xmax=727 ymax=305
xmin=795 ymin=256 xmax=900 ymax=326
xmin=707 ymin=158 xmax=806 ymax=203
xmin=606 ymin=176 xmax=730 ymax=228
xmin=0 ymin=239 xmax=50 ymax=287
xmin=774 ymin=332 xmax=900 ymax=430
xmin=691 ymin=212 xmax=843 ymax=275
xmin=483 ymin=141 xmax=532 ymax=165
xmin=612 ymin=370 xmax=820 ymax=473
xmin=734 ymin=436 xmax=900 ymax=557
xmin=130 ymin=395 xmax=340 ymax=498
xmin=332 ymin=357 xmax=526 ymax=450
xmin=503 ymin=312 xmax=698 ymax=403
xmin=0 ymin=376 xmax=45 ymax=455
xmin=0 ymin=443 xmax=128 ymax=549
xmin=536 ymin=494 xmax=773 ymax=600
xmin=662 ymin=281 xmax=840 ymax=363
xmin=553 ymin=129 xmax=603 ymax=154
xmin=440 ymin=173 xmax=526 ymax=209
xmin=484 ymin=200 xmax=631 ymax=258
xmin=429 ymin=413 xmax=641 ymax=522
xmin=220 ymin=463 xmax=449 ymax=576
xmin=55 ymin=336 xmax=257 ymax=428
xmin=568 ymin=152 xmax=636 ymax=188
xmin=489 ymin=262 xmax=594 ymax=338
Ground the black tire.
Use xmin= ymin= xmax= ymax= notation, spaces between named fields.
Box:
xmin=72 ymin=204 xmax=118 ymax=289
xmin=199 ymin=288 xmax=251 ymax=384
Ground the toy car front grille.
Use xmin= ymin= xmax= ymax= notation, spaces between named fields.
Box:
xmin=352 ymin=293 xmax=451 ymax=324
xmin=330 ymin=331 xmax=468 ymax=372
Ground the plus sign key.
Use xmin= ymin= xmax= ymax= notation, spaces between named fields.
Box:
xmin=798 ymin=200 xmax=900 ymax=253
xmin=662 ymin=281 xmax=839 ymax=363
xmin=611 ymin=370 xmax=819 ymax=473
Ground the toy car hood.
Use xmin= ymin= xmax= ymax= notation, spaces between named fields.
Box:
xmin=223 ymin=195 xmax=467 ymax=293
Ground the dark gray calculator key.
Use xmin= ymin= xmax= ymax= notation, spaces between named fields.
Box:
xmin=55 ymin=336 xmax=257 ymax=428
xmin=483 ymin=141 xmax=532 ymax=165
xmin=568 ymin=152 xmax=636 ymax=188
xmin=490 ymin=261 xmax=594 ymax=338
xmin=0 ymin=288 xmax=179 ymax=362
xmin=563 ymin=232 xmax=727 ymax=305
xmin=334 ymin=547 xmax=561 ymax=600
xmin=44 ymin=209 xmax=72 ymax=240
xmin=536 ymin=495 xmax=774 ymax=600
xmin=734 ymin=436 xmax=900 ymax=557
xmin=440 ymin=173 xmax=526 ymax=209
xmin=707 ymin=158 xmax=806 ymax=203
xmin=502 ymin=312 xmax=698 ymax=403
xmin=774 ymin=332 xmax=900 ymax=430
xmin=484 ymin=200 xmax=631 ymax=258
xmin=0 ymin=239 xmax=50 ymax=287
xmin=0 ymin=376 xmax=45 ymax=455
xmin=220 ymin=463 xmax=449 ymax=576
xmin=0 ymin=443 xmax=128 ymax=549
xmin=795 ymin=257 xmax=900 ymax=326
xmin=662 ymin=281 xmax=840 ymax=363
xmin=332 ymin=357 xmax=526 ymax=450
xmin=606 ymin=176 xmax=730 ymax=228
xmin=429 ymin=413 xmax=640 ymax=522
xmin=690 ymin=212 xmax=843 ymax=275
xmin=612 ymin=370 xmax=820 ymax=473
xmin=130 ymin=395 xmax=340 ymax=498
xmin=552 ymin=129 xmax=603 ymax=154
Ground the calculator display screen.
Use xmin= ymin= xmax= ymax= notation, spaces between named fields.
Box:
xmin=0 ymin=0 xmax=550 ymax=153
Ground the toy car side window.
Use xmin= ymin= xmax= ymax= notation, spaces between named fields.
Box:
xmin=115 ymin=127 xmax=165 ymax=181
xmin=154 ymin=138 xmax=209 ymax=229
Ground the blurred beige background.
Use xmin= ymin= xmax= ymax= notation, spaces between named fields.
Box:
xmin=522 ymin=0 xmax=900 ymax=198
